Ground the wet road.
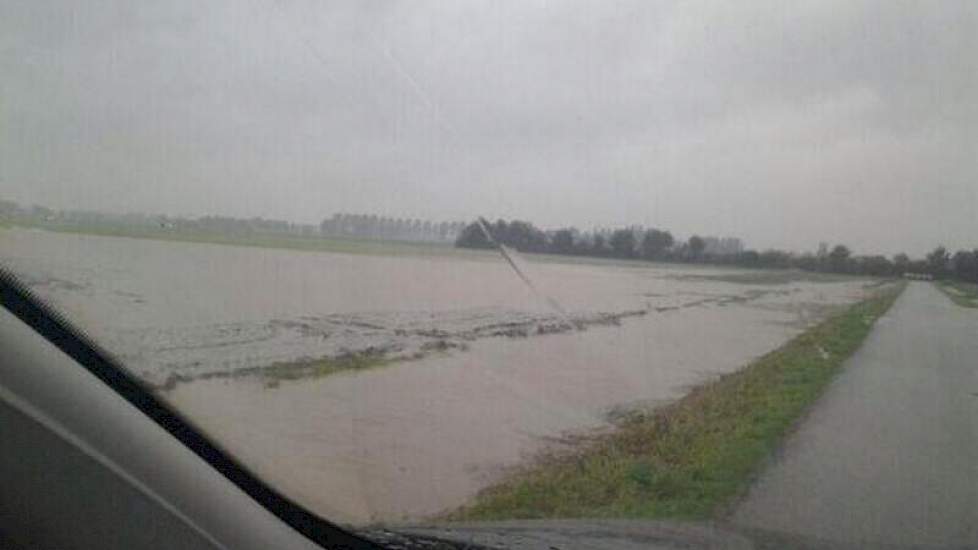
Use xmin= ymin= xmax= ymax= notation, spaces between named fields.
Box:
xmin=733 ymin=283 xmax=978 ymax=548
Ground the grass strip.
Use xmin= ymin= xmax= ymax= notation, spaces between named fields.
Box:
xmin=934 ymin=280 xmax=978 ymax=308
xmin=446 ymin=282 xmax=905 ymax=522
xmin=5 ymin=222 xmax=472 ymax=259
xmin=159 ymin=350 xmax=393 ymax=391
xmin=665 ymin=270 xmax=860 ymax=285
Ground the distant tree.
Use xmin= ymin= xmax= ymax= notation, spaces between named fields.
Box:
xmin=367 ymin=214 xmax=380 ymax=237
xmin=551 ymin=229 xmax=576 ymax=255
xmin=353 ymin=214 xmax=367 ymax=235
xmin=436 ymin=221 xmax=450 ymax=241
xmin=0 ymin=199 xmax=20 ymax=218
xmin=30 ymin=205 xmax=55 ymax=221
xmin=759 ymin=249 xmax=792 ymax=269
xmin=796 ymin=253 xmax=819 ymax=272
xmin=972 ymin=249 xmax=978 ymax=283
xmin=505 ymin=220 xmax=548 ymax=252
xmin=492 ymin=219 xmax=508 ymax=244
xmin=892 ymin=253 xmax=911 ymax=275
xmin=857 ymin=255 xmax=894 ymax=277
xmin=816 ymin=242 xmax=830 ymax=259
xmin=446 ymin=214 xmax=966 ymax=281
xmin=591 ymin=234 xmax=608 ymax=257
xmin=738 ymin=250 xmax=761 ymax=267
xmin=640 ymin=229 xmax=674 ymax=260
xmin=828 ymin=244 xmax=852 ymax=273
xmin=455 ymin=222 xmax=493 ymax=249
xmin=670 ymin=242 xmax=688 ymax=261
xmin=609 ymin=229 xmax=637 ymax=259
xmin=951 ymin=249 xmax=978 ymax=283
xmin=926 ymin=246 xmax=950 ymax=278
xmin=572 ymin=238 xmax=591 ymax=256
xmin=452 ymin=222 xmax=465 ymax=238
xmin=688 ymin=235 xmax=706 ymax=261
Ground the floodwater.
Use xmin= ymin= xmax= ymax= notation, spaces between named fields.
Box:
xmin=0 ymin=228 xmax=875 ymax=525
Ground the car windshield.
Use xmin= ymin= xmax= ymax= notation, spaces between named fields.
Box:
xmin=2 ymin=2 xmax=976 ymax=548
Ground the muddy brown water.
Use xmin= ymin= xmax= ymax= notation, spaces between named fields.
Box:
xmin=1 ymin=228 xmax=874 ymax=525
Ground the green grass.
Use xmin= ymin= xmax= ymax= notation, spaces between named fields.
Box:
xmin=663 ymin=269 xmax=864 ymax=286
xmin=259 ymin=351 xmax=394 ymax=387
xmin=445 ymin=282 xmax=905 ymax=522
xmin=8 ymin=222 xmax=725 ymax=270
xmin=6 ymin=221 xmax=481 ymax=260
xmin=935 ymin=280 xmax=978 ymax=308
xmin=159 ymin=350 xmax=394 ymax=391
xmin=0 ymin=223 xmax=756 ymax=272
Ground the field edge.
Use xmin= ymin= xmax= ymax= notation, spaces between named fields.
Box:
xmin=934 ymin=280 xmax=978 ymax=308
xmin=442 ymin=282 xmax=906 ymax=522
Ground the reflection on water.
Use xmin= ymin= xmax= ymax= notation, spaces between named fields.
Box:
xmin=1 ymin=228 xmax=871 ymax=524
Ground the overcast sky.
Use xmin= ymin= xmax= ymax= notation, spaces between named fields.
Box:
xmin=2 ymin=1 xmax=975 ymax=255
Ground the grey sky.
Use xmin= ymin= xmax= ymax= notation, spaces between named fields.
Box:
xmin=2 ymin=0 xmax=975 ymax=255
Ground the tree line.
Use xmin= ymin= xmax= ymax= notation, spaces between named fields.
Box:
xmin=0 ymin=199 xmax=463 ymax=244
xmin=320 ymin=213 xmax=465 ymax=243
xmin=0 ymin=200 xmax=322 ymax=237
xmin=3 ymin=199 xmax=975 ymax=283
xmin=455 ymin=218 xmax=978 ymax=283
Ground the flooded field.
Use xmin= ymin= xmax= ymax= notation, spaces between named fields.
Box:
xmin=0 ymin=228 xmax=876 ymax=524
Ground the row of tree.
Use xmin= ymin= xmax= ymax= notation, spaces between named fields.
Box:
xmin=0 ymin=200 xmax=322 ymax=237
xmin=0 ymin=200 xmax=466 ymax=245
xmin=4 ymin=199 xmax=975 ymax=283
xmin=456 ymin=220 xmax=731 ymax=262
xmin=319 ymin=213 xmax=465 ymax=243
xmin=455 ymin=219 xmax=978 ymax=283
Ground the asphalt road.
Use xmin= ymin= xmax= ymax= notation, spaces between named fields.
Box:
xmin=733 ymin=282 xmax=978 ymax=548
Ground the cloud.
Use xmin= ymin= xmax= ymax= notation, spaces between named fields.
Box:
xmin=1 ymin=0 xmax=976 ymax=255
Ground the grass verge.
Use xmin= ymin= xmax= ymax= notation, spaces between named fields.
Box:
xmin=446 ymin=282 xmax=905 ymax=522
xmin=934 ymin=280 xmax=978 ymax=308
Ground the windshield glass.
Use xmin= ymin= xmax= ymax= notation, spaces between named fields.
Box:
xmin=2 ymin=2 xmax=975 ymax=548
